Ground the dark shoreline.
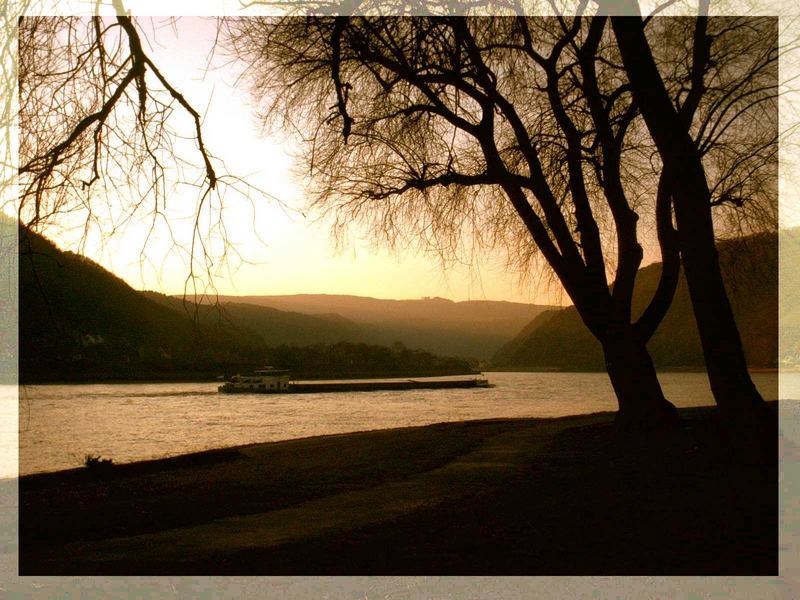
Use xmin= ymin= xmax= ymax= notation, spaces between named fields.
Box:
xmin=18 ymin=369 xmax=482 ymax=386
xmin=19 ymin=367 xmax=784 ymax=385
xmin=19 ymin=403 xmax=778 ymax=575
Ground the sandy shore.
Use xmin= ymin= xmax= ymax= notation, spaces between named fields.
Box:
xmin=19 ymin=405 xmax=778 ymax=575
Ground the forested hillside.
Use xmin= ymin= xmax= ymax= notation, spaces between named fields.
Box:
xmin=493 ymin=232 xmax=780 ymax=371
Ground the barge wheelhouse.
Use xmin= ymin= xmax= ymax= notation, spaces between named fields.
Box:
xmin=218 ymin=367 xmax=291 ymax=393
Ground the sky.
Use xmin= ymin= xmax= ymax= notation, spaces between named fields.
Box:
xmin=35 ymin=13 xmax=798 ymax=306
xmin=39 ymin=17 xmax=569 ymax=306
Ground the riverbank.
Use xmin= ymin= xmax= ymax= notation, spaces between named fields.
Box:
xmin=20 ymin=404 xmax=778 ymax=575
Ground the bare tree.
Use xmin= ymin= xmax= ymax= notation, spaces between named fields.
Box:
xmin=226 ymin=15 xmax=697 ymax=428
xmin=609 ymin=8 xmax=777 ymax=419
xmin=12 ymin=3 xmax=779 ymax=426
xmin=15 ymin=12 xmax=257 ymax=300
xmin=634 ymin=15 xmax=779 ymax=233
xmin=225 ymin=11 xmax=779 ymax=427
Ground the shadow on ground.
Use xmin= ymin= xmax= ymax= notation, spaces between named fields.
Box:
xmin=19 ymin=405 xmax=778 ymax=575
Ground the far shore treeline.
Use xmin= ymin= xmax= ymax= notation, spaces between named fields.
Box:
xmin=18 ymin=224 xmax=791 ymax=384
xmin=20 ymin=340 xmax=477 ymax=384
xmin=258 ymin=342 xmax=476 ymax=381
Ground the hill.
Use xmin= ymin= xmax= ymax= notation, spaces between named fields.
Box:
xmin=208 ymin=294 xmax=555 ymax=360
xmin=19 ymin=228 xmax=267 ymax=382
xmin=0 ymin=215 xmax=16 ymax=381
xmin=18 ymin=228 xmax=476 ymax=381
xmin=143 ymin=292 xmax=370 ymax=348
xmin=493 ymin=231 xmax=781 ymax=370
xmin=780 ymin=227 xmax=800 ymax=368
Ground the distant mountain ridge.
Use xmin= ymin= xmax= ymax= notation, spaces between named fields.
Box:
xmin=142 ymin=292 xmax=370 ymax=348
xmin=206 ymin=293 xmax=555 ymax=360
xmin=493 ymin=231 xmax=782 ymax=371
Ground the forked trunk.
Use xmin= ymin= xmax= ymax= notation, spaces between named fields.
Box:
xmin=602 ymin=326 xmax=678 ymax=430
xmin=610 ymin=16 xmax=766 ymax=419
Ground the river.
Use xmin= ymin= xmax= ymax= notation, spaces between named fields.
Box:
xmin=8 ymin=371 xmax=791 ymax=477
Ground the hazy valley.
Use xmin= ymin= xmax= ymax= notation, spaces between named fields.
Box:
xmin=18 ymin=227 xmax=788 ymax=382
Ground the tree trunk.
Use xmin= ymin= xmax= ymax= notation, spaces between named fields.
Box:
xmin=610 ymin=16 xmax=765 ymax=418
xmin=673 ymin=208 xmax=765 ymax=415
xmin=602 ymin=324 xmax=678 ymax=430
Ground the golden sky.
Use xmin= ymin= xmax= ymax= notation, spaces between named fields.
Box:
xmin=30 ymin=7 xmax=799 ymax=305
xmin=39 ymin=16 xmax=573 ymax=305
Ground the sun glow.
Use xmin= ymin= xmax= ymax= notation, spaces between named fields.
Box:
xmin=32 ymin=17 xmax=562 ymax=304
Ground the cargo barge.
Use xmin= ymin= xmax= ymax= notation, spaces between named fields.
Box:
xmin=218 ymin=367 xmax=490 ymax=394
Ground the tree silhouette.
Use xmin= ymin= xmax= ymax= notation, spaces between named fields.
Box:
xmin=225 ymin=12 xmax=777 ymax=426
xmin=609 ymin=9 xmax=776 ymax=418
xmin=13 ymin=4 xmax=779 ymax=428
xmin=226 ymin=16 xmax=681 ymax=427
xmin=15 ymin=10 xmax=269 ymax=301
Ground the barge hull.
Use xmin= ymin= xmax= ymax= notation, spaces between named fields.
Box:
xmin=219 ymin=377 xmax=489 ymax=394
xmin=289 ymin=378 xmax=489 ymax=394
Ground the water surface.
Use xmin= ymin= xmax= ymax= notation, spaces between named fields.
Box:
xmin=14 ymin=371 xmax=783 ymax=477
